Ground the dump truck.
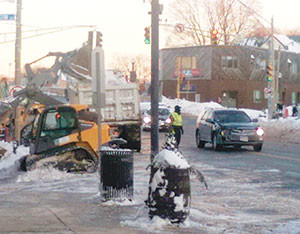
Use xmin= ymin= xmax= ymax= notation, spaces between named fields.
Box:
xmin=66 ymin=70 xmax=142 ymax=152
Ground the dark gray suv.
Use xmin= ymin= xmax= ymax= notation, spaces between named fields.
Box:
xmin=195 ymin=109 xmax=264 ymax=151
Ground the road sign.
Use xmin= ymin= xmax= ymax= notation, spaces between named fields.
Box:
xmin=264 ymin=87 xmax=273 ymax=99
xmin=9 ymin=85 xmax=23 ymax=96
xmin=175 ymin=23 xmax=184 ymax=33
xmin=0 ymin=14 xmax=15 ymax=21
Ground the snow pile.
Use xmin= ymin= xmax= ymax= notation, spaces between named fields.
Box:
xmin=0 ymin=141 xmax=29 ymax=179
xmin=101 ymin=198 xmax=138 ymax=206
xmin=274 ymin=220 xmax=300 ymax=234
xmin=259 ymin=117 xmax=300 ymax=140
xmin=122 ymin=206 xmax=174 ymax=231
xmin=161 ymin=96 xmax=223 ymax=116
xmin=16 ymin=167 xmax=72 ymax=182
xmin=240 ymin=108 xmax=266 ymax=120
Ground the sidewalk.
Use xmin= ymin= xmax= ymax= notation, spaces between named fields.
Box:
xmin=0 ymin=190 xmax=144 ymax=233
xmin=0 ymin=149 xmax=198 ymax=233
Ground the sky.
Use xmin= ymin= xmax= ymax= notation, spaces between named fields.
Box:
xmin=0 ymin=0 xmax=299 ymax=78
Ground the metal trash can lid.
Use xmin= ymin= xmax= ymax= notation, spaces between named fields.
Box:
xmin=100 ymin=146 xmax=133 ymax=156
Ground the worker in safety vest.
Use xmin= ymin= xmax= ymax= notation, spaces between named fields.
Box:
xmin=170 ymin=105 xmax=184 ymax=148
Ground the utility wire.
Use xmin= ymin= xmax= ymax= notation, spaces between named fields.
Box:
xmin=236 ymin=0 xmax=270 ymax=25
xmin=0 ymin=25 xmax=96 ymax=44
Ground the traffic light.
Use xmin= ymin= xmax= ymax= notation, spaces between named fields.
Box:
xmin=181 ymin=73 xmax=185 ymax=82
xmin=266 ymin=64 xmax=273 ymax=82
xmin=144 ymin=27 xmax=150 ymax=44
xmin=96 ymin=31 xmax=103 ymax=47
xmin=211 ymin=28 xmax=218 ymax=45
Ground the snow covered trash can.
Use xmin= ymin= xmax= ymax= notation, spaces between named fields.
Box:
xmin=100 ymin=139 xmax=134 ymax=202
xmin=146 ymin=138 xmax=191 ymax=224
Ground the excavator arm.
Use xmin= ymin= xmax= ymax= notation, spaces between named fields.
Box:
xmin=0 ymin=49 xmax=81 ymax=125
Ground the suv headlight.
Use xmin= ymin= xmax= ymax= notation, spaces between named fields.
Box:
xmin=165 ymin=117 xmax=171 ymax=124
xmin=256 ymin=127 xmax=264 ymax=136
xmin=143 ymin=116 xmax=151 ymax=124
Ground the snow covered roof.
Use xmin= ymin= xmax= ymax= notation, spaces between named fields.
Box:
xmin=274 ymin=34 xmax=300 ymax=53
xmin=235 ymin=34 xmax=300 ymax=54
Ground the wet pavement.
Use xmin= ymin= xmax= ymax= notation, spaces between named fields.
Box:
xmin=0 ymin=190 xmax=145 ymax=233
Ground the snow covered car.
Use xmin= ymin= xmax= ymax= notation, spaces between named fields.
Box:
xmin=142 ymin=106 xmax=172 ymax=132
xmin=195 ymin=109 xmax=264 ymax=151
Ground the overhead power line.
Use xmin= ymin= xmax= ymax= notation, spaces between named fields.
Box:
xmin=0 ymin=25 xmax=97 ymax=44
xmin=236 ymin=0 xmax=271 ymax=25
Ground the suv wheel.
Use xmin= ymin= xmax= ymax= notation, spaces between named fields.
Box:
xmin=196 ymin=130 xmax=205 ymax=148
xmin=212 ymin=134 xmax=222 ymax=151
xmin=253 ymin=144 xmax=262 ymax=152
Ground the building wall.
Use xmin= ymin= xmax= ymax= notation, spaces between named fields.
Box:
xmin=161 ymin=45 xmax=300 ymax=110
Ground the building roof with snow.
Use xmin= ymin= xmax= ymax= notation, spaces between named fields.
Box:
xmin=234 ymin=34 xmax=300 ymax=54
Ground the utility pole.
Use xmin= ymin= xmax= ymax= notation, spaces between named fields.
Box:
xmin=275 ymin=46 xmax=281 ymax=106
xmin=14 ymin=0 xmax=22 ymax=142
xmin=267 ymin=17 xmax=275 ymax=120
xmin=176 ymin=58 xmax=181 ymax=99
xmin=150 ymin=0 xmax=160 ymax=161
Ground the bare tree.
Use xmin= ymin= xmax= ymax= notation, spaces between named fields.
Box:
xmin=282 ymin=28 xmax=300 ymax=36
xmin=165 ymin=0 xmax=262 ymax=46
xmin=109 ymin=54 xmax=151 ymax=83
xmin=165 ymin=0 xmax=208 ymax=46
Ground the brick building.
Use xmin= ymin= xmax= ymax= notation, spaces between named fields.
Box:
xmin=160 ymin=43 xmax=300 ymax=110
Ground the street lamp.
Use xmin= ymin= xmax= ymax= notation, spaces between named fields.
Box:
xmin=131 ymin=59 xmax=135 ymax=71
xmin=130 ymin=59 xmax=136 ymax=82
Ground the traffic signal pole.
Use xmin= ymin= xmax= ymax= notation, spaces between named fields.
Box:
xmin=267 ymin=17 xmax=275 ymax=120
xmin=14 ymin=0 xmax=22 ymax=142
xmin=150 ymin=0 xmax=159 ymax=161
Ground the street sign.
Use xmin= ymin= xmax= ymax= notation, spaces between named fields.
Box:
xmin=0 ymin=14 xmax=15 ymax=21
xmin=175 ymin=23 xmax=184 ymax=33
xmin=9 ymin=85 xmax=23 ymax=96
xmin=264 ymin=87 xmax=273 ymax=99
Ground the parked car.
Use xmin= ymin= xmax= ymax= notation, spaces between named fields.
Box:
xmin=142 ymin=105 xmax=172 ymax=132
xmin=195 ymin=109 xmax=264 ymax=152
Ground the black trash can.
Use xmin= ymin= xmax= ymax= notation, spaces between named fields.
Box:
xmin=100 ymin=149 xmax=134 ymax=201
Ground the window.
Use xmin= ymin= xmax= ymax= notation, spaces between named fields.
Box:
xmin=206 ymin=111 xmax=213 ymax=120
xmin=291 ymin=92 xmax=296 ymax=104
xmin=214 ymin=111 xmax=251 ymax=123
xmin=41 ymin=110 xmax=77 ymax=139
xmin=255 ymin=57 xmax=266 ymax=70
xmin=253 ymin=90 xmax=261 ymax=103
xmin=297 ymin=92 xmax=300 ymax=103
xmin=290 ymin=61 xmax=298 ymax=74
xmin=201 ymin=111 xmax=209 ymax=120
xmin=222 ymin=56 xmax=238 ymax=69
xmin=176 ymin=56 xmax=197 ymax=69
